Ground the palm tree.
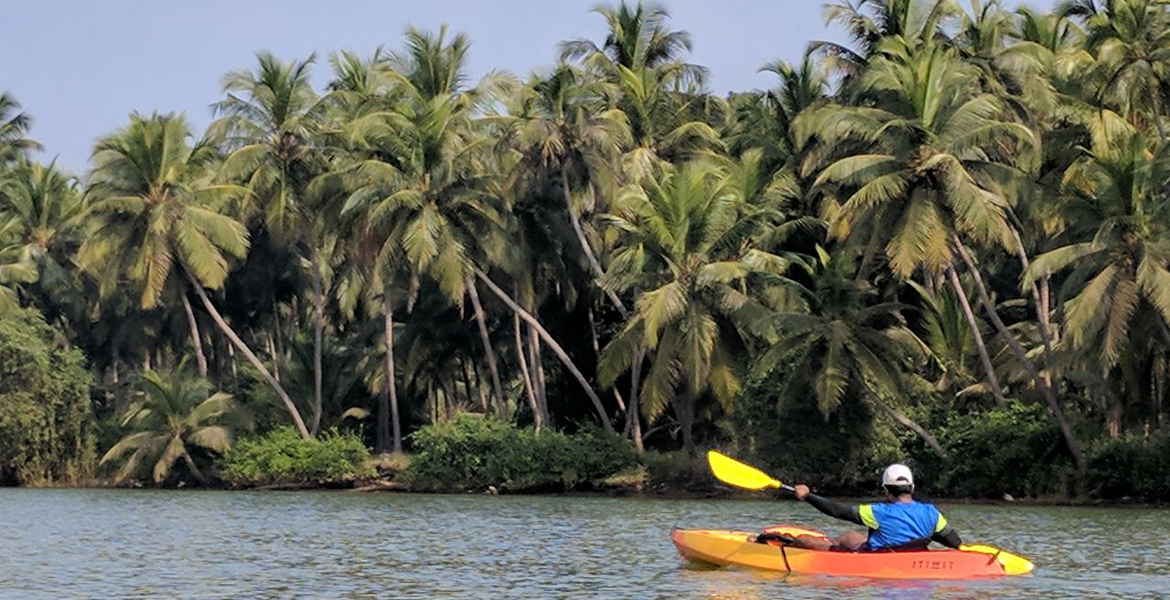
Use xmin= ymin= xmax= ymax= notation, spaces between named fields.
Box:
xmin=327 ymin=28 xmax=511 ymax=425
xmin=100 ymin=365 xmax=238 ymax=484
xmin=559 ymin=1 xmax=702 ymax=78
xmin=510 ymin=64 xmax=632 ymax=315
xmin=211 ymin=52 xmax=333 ymax=436
xmin=727 ymin=51 xmax=828 ymax=183
xmin=0 ymin=161 xmax=82 ymax=309
xmin=757 ymin=248 xmax=945 ymax=455
xmin=812 ymin=0 xmax=961 ymax=78
xmin=561 ymin=2 xmax=721 ymax=180
xmin=598 ymin=161 xmax=781 ymax=452
xmin=1059 ymin=0 xmax=1170 ymax=141
xmin=0 ymin=93 xmax=42 ymax=168
xmin=79 ymin=112 xmax=312 ymax=439
xmin=806 ymin=37 xmax=1032 ymax=404
xmin=1023 ymin=115 xmax=1170 ymax=435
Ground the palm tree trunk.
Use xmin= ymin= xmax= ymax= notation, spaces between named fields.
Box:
xmin=475 ymin=268 xmax=614 ymax=433
xmin=184 ymin=268 xmax=312 ymax=440
xmin=529 ymin=323 xmax=549 ymax=425
xmin=272 ymin=298 xmax=285 ymax=378
xmin=945 ymin=266 xmax=1007 ymax=405
xmin=588 ymin=307 xmax=630 ymax=416
xmin=376 ymin=389 xmax=390 ymax=454
xmin=560 ymin=162 xmax=628 ymax=318
xmin=265 ymin=335 xmax=280 ymax=382
xmin=181 ymin=449 xmax=210 ymax=486
xmin=384 ymin=294 xmax=402 ymax=453
xmin=472 ymin=361 xmax=489 ymax=413
xmin=953 ymin=242 xmax=1085 ymax=471
xmin=179 ymin=293 xmax=208 ymax=378
xmin=514 ymin=311 xmax=542 ymax=432
xmin=466 ymin=276 xmax=505 ymax=419
xmin=862 ymin=389 xmax=945 ymax=456
xmin=1008 ymin=226 xmax=1056 ymax=372
xmin=627 ymin=349 xmax=645 ymax=452
xmin=309 ymin=249 xmax=325 ymax=437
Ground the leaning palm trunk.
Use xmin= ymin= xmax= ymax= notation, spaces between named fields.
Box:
xmin=862 ymin=388 xmax=945 ymax=457
xmin=466 ymin=276 xmax=506 ymax=419
xmin=528 ymin=323 xmax=550 ymax=425
xmin=559 ymin=164 xmax=628 ymax=318
xmin=182 ymin=449 xmax=210 ymax=485
xmin=1007 ymin=226 xmax=1056 ymax=371
xmin=945 ymin=266 xmax=1007 ymax=405
xmin=953 ymin=242 xmax=1085 ymax=470
xmin=310 ymin=248 xmax=325 ymax=437
xmin=179 ymin=293 xmax=208 ymax=377
xmin=474 ymin=268 xmax=614 ymax=433
xmin=384 ymin=294 xmax=402 ymax=453
xmin=184 ymin=267 xmax=312 ymax=440
xmin=514 ymin=311 xmax=542 ymax=432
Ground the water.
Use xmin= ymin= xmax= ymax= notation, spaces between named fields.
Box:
xmin=1 ymin=489 xmax=1167 ymax=599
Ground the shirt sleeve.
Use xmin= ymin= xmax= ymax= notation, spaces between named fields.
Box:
xmin=805 ymin=493 xmax=866 ymax=527
xmin=931 ymin=513 xmax=962 ymax=549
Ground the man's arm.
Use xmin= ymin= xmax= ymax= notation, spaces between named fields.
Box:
xmin=931 ymin=514 xmax=962 ymax=549
xmin=793 ymin=484 xmax=866 ymax=527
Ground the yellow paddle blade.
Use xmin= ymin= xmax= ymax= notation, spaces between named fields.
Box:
xmin=960 ymin=544 xmax=1035 ymax=575
xmin=707 ymin=451 xmax=783 ymax=491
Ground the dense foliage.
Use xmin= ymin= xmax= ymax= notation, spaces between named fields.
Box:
xmin=3 ymin=1 xmax=1170 ymax=498
xmin=0 ymin=306 xmax=92 ymax=485
xmin=220 ymin=427 xmax=373 ymax=487
xmin=406 ymin=415 xmax=639 ymax=491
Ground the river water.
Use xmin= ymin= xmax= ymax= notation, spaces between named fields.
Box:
xmin=1 ymin=489 xmax=1167 ymax=599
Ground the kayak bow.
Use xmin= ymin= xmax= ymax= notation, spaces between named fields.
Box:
xmin=671 ymin=527 xmax=1034 ymax=579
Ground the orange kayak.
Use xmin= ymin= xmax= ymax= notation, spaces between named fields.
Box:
xmin=671 ymin=526 xmax=1034 ymax=579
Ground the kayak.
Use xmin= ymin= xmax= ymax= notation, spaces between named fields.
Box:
xmin=671 ymin=526 xmax=1034 ymax=579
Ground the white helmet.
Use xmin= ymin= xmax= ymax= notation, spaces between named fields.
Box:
xmin=882 ymin=464 xmax=914 ymax=489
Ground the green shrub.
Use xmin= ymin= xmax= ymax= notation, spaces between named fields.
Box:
xmin=404 ymin=414 xmax=639 ymax=492
xmin=220 ymin=427 xmax=373 ymax=487
xmin=0 ymin=306 xmax=93 ymax=485
xmin=1088 ymin=435 xmax=1170 ymax=500
xmin=932 ymin=403 xmax=1074 ymax=498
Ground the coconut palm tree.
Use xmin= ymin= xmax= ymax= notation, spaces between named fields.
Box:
xmin=0 ymin=94 xmax=41 ymax=169
xmin=757 ymin=247 xmax=945 ymax=455
xmin=79 ymin=112 xmax=312 ymax=439
xmin=328 ymin=28 xmax=510 ymax=423
xmin=0 ymin=161 xmax=82 ymax=309
xmin=1023 ymin=115 xmax=1170 ymax=434
xmin=1059 ymin=0 xmax=1170 ymax=141
xmin=510 ymin=64 xmax=632 ymax=315
xmin=598 ymin=161 xmax=781 ymax=452
xmin=805 ymin=37 xmax=1032 ymax=402
xmin=812 ymin=0 xmax=962 ymax=79
xmin=211 ymin=52 xmax=334 ymax=436
xmin=559 ymin=1 xmax=703 ymax=80
xmin=561 ymin=2 xmax=721 ymax=180
xmin=100 ymin=364 xmax=238 ymax=484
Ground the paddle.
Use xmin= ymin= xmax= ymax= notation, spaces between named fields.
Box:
xmin=705 ymin=450 xmax=1035 ymax=575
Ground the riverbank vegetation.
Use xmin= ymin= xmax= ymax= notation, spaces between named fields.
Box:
xmin=2 ymin=0 xmax=1170 ymax=500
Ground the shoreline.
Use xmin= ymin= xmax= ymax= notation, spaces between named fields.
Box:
xmin=7 ymin=480 xmax=1167 ymax=509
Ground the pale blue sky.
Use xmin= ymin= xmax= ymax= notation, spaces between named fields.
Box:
xmin=1 ymin=0 xmax=1050 ymax=173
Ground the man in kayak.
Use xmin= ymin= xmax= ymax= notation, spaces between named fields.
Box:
xmin=790 ymin=464 xmax=962 ymax=551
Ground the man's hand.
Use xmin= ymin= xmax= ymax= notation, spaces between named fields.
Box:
xmin=793 ymin=484 xmax=810 ymax=500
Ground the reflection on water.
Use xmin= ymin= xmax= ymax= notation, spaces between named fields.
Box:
xmin=0 ymin=490 xmax=1167 ymax=599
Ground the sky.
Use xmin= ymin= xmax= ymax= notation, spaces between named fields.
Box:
xmin=1 ymin=0 xmax=1050 ymax=173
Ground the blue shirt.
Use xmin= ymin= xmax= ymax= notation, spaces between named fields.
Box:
xmin=858 ymin=500 xmax=948 ymax=550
